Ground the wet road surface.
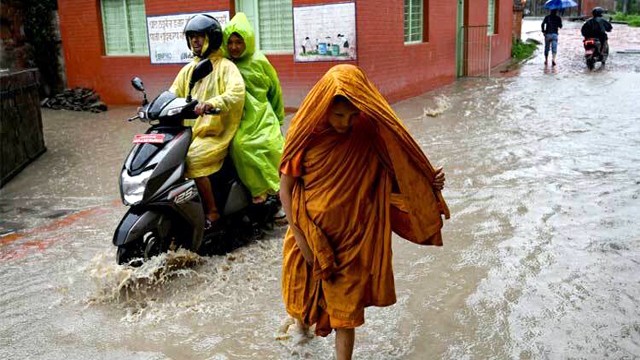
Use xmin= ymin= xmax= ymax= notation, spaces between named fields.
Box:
xmin=1 ymin=19 xmax=639 ymax=359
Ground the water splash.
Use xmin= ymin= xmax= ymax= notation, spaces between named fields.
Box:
xmin=84 ymin=249 xmax=205 ymax=305
xmin=422 ymin=95 xmax=451 ymax=118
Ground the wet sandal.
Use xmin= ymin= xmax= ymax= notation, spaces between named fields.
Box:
xmin=204 ymin=219 xmax=213 ymax=231
xmin=274 ymin=208 xmax=286 ymax=220
xmin=204 ymin=218 xmax=224 ymax=233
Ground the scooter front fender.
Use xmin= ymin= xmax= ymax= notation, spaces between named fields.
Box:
xmin=113 ymin=209 xmax=162 ymax=246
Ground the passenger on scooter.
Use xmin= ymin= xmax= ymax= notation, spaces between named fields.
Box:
xmin=170 ymin=14 xmax=245 ymax=229
xmin=581 ymin=7 xmax=613 ymax=57
xmin=222 ymin=13 xmax=285 ymax=206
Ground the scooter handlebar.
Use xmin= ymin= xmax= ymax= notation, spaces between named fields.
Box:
xmin=188 ymin=100 xmax=221 ymax=115
xmin=204 ymin=107 xmax=222 ymax=115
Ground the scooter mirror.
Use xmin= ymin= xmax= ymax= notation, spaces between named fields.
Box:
xmin=131 ymin=77 xmax=145 ymax=92
xmin=187 ymin=59 xmax=213 ymax=102
xmin=190 ymin=59 xmax=213 ymax=87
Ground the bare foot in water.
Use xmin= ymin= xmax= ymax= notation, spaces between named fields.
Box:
xmin=274 ymin=316 xmax=314 ymax=344
xmin=275 ymin=316 xmax=295 ymax=340
xmin=293 ymin=318 xmax=314 ymax=344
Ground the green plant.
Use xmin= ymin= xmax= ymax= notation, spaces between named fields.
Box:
xmin=22 ymin=0 xmax=63 ymax=96
xmin=511 ymin=39 xmax=538 ymax=61
xmin=613 ymin=13 xmax=640 ymax=26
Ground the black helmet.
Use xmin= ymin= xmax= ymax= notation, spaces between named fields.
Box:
xmin=592 ymin=7 xmax=605 ymax=17
xmin=184 ymin=14 xmax=222 ymax=57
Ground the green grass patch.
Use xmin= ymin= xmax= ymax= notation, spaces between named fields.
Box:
xmin=612 ymin=13 xmax=640 ymax=27
xmin=511 ymin=39 xmax=538 ymax=61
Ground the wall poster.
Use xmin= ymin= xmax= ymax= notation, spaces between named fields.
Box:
xmin=293 ymin=2 xmax=357 ymax=62
xmin=147 ymin=11 xmax=230 ymax=64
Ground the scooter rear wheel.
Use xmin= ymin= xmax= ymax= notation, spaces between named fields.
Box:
xmin=586 ymin=58 xmax=595 ymax=70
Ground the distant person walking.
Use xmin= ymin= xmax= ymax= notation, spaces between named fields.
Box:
xmin=541 ymin=9 xmax=563 ymax=66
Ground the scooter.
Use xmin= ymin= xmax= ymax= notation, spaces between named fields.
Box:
xmin=113 ymin=59 xmax=280 ymax=265
xmin=583 ymin=38 xmax=607 ymax=70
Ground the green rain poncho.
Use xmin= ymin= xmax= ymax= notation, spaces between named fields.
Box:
xmin=223 ymin=13 xmax=285 ymax=198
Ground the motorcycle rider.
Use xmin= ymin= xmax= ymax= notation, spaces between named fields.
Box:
xmin=581 ymin=7 xmax=613 ymax=59
xmin=169 ymin=14 xmax=245 ymax=230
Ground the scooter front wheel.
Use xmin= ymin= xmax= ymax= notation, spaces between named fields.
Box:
xmin=116 ymin=242 xmax=144 ymax=266
xmin=143 ymin=231 xmax=163 ymax=261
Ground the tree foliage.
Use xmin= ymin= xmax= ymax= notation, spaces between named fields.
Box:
xmin=21 ymin=0 xmax=63 ymax=96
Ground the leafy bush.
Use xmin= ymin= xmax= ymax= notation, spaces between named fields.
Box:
xmin=628 ymin=16 xmax=640 ymax=26
xmin=511 ymin=39 xmax=538 ymax=61
xmin=612 ymin=13 xmax=640 ymax=26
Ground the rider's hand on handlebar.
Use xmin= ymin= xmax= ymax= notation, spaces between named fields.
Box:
xmin=194 ymin=102 xmax=214 ymax=116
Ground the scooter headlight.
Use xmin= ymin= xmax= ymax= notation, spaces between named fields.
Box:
xmin=121 ymin=168 xmax=153 ymax=205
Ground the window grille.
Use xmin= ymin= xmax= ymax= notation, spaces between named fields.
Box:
xmin=258 ymin=0 xmax=293 ymax=52
xmin=101 ymin=0 xmax=149 ymax=55
xmin=487 ymin=0 xmax=496 ymax=35
xmin=404 ymin=0 xmax=423 ymax=43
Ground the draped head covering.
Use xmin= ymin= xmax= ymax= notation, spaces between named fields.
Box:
xmin=283 ymin=64 xmax=449 ymax=239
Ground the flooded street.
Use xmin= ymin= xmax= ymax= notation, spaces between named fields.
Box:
xmin=1 ymin=19 xmax=640 ymax=359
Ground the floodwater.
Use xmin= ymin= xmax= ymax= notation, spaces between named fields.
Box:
xmin=1 ymin=19 xmax=639 ymax=359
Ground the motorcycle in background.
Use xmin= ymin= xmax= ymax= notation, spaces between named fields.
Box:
xmin=583 ymin=38 xmax=607 ymax=70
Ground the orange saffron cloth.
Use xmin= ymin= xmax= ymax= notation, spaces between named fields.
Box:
xmin=280 ymin=64 xmax=450 ymax=336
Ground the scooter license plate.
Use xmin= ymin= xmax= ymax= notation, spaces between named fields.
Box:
xmin=133 ymin=133 xmax=165 ymax=143
xmin=585 ymin=50 xmax=594 ymax=55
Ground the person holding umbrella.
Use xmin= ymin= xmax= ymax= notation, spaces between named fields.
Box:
xmin=541 ymin=0 xmax=578 ymax=66
xmin=541 ymin=9 xmax=563 ymax=66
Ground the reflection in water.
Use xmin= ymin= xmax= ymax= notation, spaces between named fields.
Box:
xmin=1 ymin=19 xmax=640 ymax=360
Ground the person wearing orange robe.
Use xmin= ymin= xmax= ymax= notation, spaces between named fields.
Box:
xmin=279 ymin=64 xmax=450 ymax=359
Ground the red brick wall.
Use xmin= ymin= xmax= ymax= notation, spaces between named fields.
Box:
xmin=581 ymin=0 xmax=616 ymax=16
xmin=58 ymin=0 xmax=512 ymax=108
xmin=492 ymin=0 xmax=514 ymax=68
xmin=57 ymin=0 xmax=233 ymax=106
xmin=463 ymin=0 xmax=513 ymax=76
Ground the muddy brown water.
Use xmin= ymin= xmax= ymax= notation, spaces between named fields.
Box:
xmin=1 ymin=20 xmax=639 ymax=359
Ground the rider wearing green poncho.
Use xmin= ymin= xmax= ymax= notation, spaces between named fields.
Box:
xmin=223 ymin=12 xmax=285 ymax=203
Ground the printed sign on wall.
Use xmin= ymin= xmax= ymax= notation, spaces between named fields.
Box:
xmin=147 ymin=11 xmax=229 ymax=64
xmin=293 ymin=2 xmax=357 ymax=62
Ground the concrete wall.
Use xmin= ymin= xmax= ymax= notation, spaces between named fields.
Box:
xmin=58 ymin=0 xmax=513 ymax=109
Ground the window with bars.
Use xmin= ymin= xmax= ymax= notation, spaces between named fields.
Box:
xmin=257 ymin=0 xmax=293 ymax=52
xmin=404 ymin=0 xmax=424 ymax=43
xmin=487 ymin=0 xmax=496 ymax=35
xmin=101 ymin=0 xmax=149 ymax=55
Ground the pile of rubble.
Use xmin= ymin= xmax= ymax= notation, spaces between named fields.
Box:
xmin=41 ymin=87 xmax=108 ymax=112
